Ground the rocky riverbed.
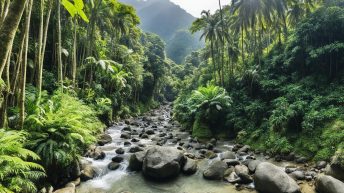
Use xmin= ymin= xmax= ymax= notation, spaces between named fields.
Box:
xmin=53 ymin=104 xmax=344 ymax=193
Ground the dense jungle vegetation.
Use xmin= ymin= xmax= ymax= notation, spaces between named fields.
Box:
xmin=0 ymin=0 xmax=343 ymax=192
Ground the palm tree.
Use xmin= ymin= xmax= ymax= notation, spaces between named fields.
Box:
xmin=191 ymin=10 xmax=221 ymax=83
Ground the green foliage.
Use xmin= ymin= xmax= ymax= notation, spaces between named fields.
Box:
xmin=0 ymin=129 xmax=45 ymax=193
xmin=174 ymin=85 xmax=232 ymax=138
xmin=24 ymin=92 xmax=103 ymax=184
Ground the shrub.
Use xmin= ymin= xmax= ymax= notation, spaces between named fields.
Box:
xmin=0 ymin=129 xmax=45 ymax=193
xmin=25 ymin=92 xmax=103 ymax=185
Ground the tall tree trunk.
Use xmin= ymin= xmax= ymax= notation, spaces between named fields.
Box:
xmin=36 ymin=0 xmax=44 ymax=101
xmin=0 ymin=0 xmax=10 ymax=26
xmin=0 ymin=50 xmax=11 ymax=128
xmin=72 ymin=18 xmax=78 ymax=87
xmin=0 ymin=0 xmax=27 ymax=77
xmin=56 ymin=0 xmax=63 ymax=90
xmin=210 ymin=41 xmax=217 ymax=83
xmin=19 ymin=0 xmax=33 ymax=129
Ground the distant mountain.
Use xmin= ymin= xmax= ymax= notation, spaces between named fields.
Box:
xmin=120 ymin=0 xmax=204 ymax=64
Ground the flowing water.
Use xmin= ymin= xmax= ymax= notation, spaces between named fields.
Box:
xmin=76 ymin=105 xmax=315 ymax=193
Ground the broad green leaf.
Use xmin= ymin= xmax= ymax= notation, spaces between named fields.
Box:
xmin=61 ymin=0 xmax=77 ymax=17
xmin=74 ymin=0 xmax=84 ymax=10
xmin=78 ymin=9 xmax=89 ymax=23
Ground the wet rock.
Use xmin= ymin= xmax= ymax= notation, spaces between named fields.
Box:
xmin=85 ymin=146 xmax=105 ymax=160
xmin=80 ymin=164 xmax=96 ymax=182
xmin=143 ymin=146 xmax=185 ymax=180
xmin=145 ymin=129 xmax=155 ymax=135
xmin=290 ymin=170 xmax=305 ymax=180
xmin=316 ymin=175 xmax=344 ymax=193
xmin=237 ymin=145 xmax=250 ymax=153
xmin=159 ymin=133 xmax=166 ymax=137
xmin=116 ymin=148 xmax=125 ymax=154
xmin=120 ymin=132 xmax=131 ymax=139
xmin=295 ymin=156 xmax=308 ymax=164
xmin=141 ymin=133 xmax=149 ymax=139
xmin=234 ymin=165 xmax=252 ymax=184
xmin=122 ymin=126 xmax=131 ymax=132
xmin=124 ymin=141 xmax=131 ymax=146
xmin=112 ymin=156 xmax=124 ymax=163
xmin=108 ymin=162 xmax=120 ymax=170
xmin=94 ymin=151 xmax=105 ymax=160
xmin=223 ymin=159 xmax=240 ymax=167
xmin=182 ymin=158 xmax=198 ymax=175
xmin=248 ymin=160 xmax=261 ymax=174
xmin=129 ymin=146 xmax=144 ymax=153
xmin=129 ymin=151 xmax=146 ymax=171
xmin=203 ymin=160 xmax=227 ymax=180
xmin=254 ymin=162 xmax=301 ymax=193
xmin=97 ymin=134 xmax=112 ymax=146
xmin=53 ymin=183 xmax=75 ymax=193
xmin=206 ymin=143 xmax=214 ymax=150
xmin=225 ymin=172 xmax=241 ymax=183
xmin=325 ymin=152 xmax=344 ymax=182
xmin=131 ymin=138 xmax=140 ymax=142
xmin=220 ymin=151 xmax=236 ymax=160
xmin=316 ymin=161 xmax=327 ymax=169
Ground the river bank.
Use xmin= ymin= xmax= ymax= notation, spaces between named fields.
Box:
xmin=52 ymin=104 xmax=344 ymax=193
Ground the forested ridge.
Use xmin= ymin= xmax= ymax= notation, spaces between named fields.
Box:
xmin=0 ymin=0 xmax=344 ymax=192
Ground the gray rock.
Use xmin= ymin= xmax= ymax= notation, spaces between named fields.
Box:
xmin=248 ymin=160 xmax=261 ymax=173
xmin=53 ymin=183 xmax=75 ymax=193
xmin=97 ymin=134 xmax=112 ymax=146
xmin=290 ymin=170 xmax=305 ymax=180
xmin=254 ymin=162 xmax=301 ymax=193
xmin=182 ymin=158 xmax=198 ymax=175
xmin=108 ymin=162 xmax=120 ymax=170
xmin=237 ymin=145 xmax=250 ymax=153
xmin=220 ymin=151 xmax=236 ymax=160
xmin=112 ymin=156 xmax=124 ymax=163
xmin=143 ymin=146 xmax=184 ymax=179
xmin=80 ymin=164 xmax=96 ymax=182
xmin=116 ymin=148 xmax=125 ymax=154
xmin=129 ymin=151 xmax=146 ymax=171
xmin=120 ymin=132 xmax=131 ymax=139
xmin=325 ymin=152 xmax=344 ymax=182
xmin=203 ymin=160 xmax=227 ymax=180
xmin=316 ymin=161 xmax=327 ymax=169
xmin=223 ymin=159 xmax=240 ymax=167
xmin=129 ymin=146 xmax=144 ymax=153
xmin=316 ymin=175 xmax=344 ymax=193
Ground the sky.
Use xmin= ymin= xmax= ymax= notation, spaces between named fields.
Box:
xmin=170 ymin=0 xmax=230 ymax=17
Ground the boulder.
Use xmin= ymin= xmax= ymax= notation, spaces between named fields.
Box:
xmin=254 ymin=162 xmax=301 ymax=193
xmin=129 ymin=146 xmax=144 ymax=153
xmin=97 ymin=134 xmax=112 ymax=146
xmin=203 ymin=160 xmax=227 ymax=180
xmin=108 ymin=162 xmax=120 ymax=170
xmin=325 ymin=152 xmax=344 ymax=182
xmin=235 ymin=165 xmax=252 ymax=184
xmin=112 ymin=156 xmax=124 ymax=163
xmin=53 ymin=183 xmax=75 ymax=193
xmin=289 ymin=170 xmax=305 ymax=180
xmin=142 ymin=146 xmax=185 ymax=180
xmin=237 ymin=145 xmax=250 ymax=153
xmin=223 ymin=159 xmax=240 ymax=167
xmin=220 ymin=151 xmax=236 ymax=160
xmin=248 ymin=160 xmax=261 ymax=174
xmin=120 ymin=132 xmax=131 ymax=139
xmin=116 ymin=148 xmax=125 ymax=154
xmin=316 ymin=175 xmax=344 ymax=193
xmin=316 ymin=161 xmax=327 ymax=169
xmin=182 ymin=158 xmax=198 ymax=175
xmin=80 ymin=164 xmax=96 ymax=182
xmin=129 ymin=151 xmax=146 ymax=171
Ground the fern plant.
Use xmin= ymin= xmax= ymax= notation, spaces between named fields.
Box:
xmin=0 ymin=129 xmax=45 ymax=193
xmin=25 ymin=92 xmax=103 ymax=185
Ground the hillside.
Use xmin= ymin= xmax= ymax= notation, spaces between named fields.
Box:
xmin=120 ymin=0 xmax=204 ymax=63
